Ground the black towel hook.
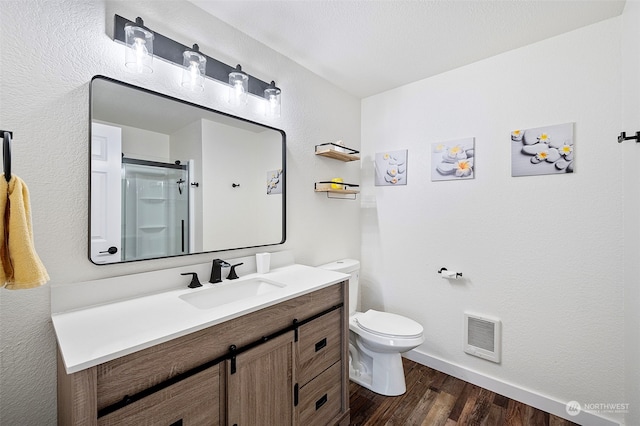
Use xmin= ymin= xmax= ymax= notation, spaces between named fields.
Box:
xmin=1 ymin=130 xmax=12 ymax=182
xmin=617 ymin=131 xmax=640 ymax=143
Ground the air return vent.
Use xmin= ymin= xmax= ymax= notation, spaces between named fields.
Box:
xmin=464 ymin=313 xmax=501 ymax=363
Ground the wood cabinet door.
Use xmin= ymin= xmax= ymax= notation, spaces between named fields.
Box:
xmin=98 ymin=365 xmax=221 ymax=426
xmin=226 ymin=332 xmax=295 ymax=426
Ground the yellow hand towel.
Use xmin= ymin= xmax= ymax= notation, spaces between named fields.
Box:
xmin=0 ymin=174 xmax=49 ymax=289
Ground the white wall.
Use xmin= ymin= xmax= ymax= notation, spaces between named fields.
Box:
xmin=94 ymin=120 xmax=172 ymax=161
xmin=121 ymin=124 xmax=170 ymax=161
xmin=0 ymin=1 xmax=360 ymax=423
xmin=622 ymin=1 xmax=640 ymax=424
xmin=361 ymin=15 xmax=626 ymax=425
xmin=201 ymin=121 xmax=282 ymax=250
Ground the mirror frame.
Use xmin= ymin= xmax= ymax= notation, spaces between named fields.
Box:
xmin=88 ymin=75 xmax=286 ymax=264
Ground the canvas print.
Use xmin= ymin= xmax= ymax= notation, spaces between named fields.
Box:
xmin=267 ymin=169 xmax=283 ymax=194
xmin=431 ymin=138 xmax=475 ymax=181
xmin=511 ymin=123 xmax=574 ymax=177
xmin=375 ymin=150 xmax=407 ymax=186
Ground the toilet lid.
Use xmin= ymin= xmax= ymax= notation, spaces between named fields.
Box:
xmin=355 ymin=309 xmax=423 ymax=338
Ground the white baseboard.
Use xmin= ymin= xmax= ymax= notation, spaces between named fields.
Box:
xmin=403 ymin=349 xmax=621 ymax=426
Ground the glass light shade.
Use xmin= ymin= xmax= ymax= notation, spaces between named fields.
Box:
xmin=228 ymin=64 xmax=249 ymax=106
xmin=124 ymin=20 xmax=154 ymax=73
xmin=264 ymin=81 xmax=281 ymax=118
xmin=181 ymin=46 xmax=206 ymax=92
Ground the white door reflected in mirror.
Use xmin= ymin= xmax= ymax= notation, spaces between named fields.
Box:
xmin=90 ymin=122 xmax=121 ymax=264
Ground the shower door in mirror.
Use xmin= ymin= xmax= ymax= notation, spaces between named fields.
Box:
xmin=121 ymin=159 xmax=191 ymax=261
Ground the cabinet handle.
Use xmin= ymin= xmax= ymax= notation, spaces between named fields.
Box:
xmin=315 ymin=338 xmax=327 ymax=352
xmin=229 ymin=345 xmax=237 ymax=374
xmin=293 ymin=383 xmax=299 ymax=407
xmin=293 ymin=318 xmax=299 ymax=342
xmin=315 ymin=394 xmax=328 ymax=411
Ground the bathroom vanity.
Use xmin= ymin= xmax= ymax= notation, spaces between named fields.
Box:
xmin=53 ymin=263 xmax=350 ymax=425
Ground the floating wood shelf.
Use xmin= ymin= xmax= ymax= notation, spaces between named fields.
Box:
xmin=315 ymin=142 xmax=360 ymax=162
xmin=315 ymin=181 xmax=360 ymax=199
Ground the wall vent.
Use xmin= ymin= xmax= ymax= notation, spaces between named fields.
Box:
xmin=464 ymin=313 xmax=501 ymax=363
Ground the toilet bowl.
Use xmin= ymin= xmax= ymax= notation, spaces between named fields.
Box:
xmin=319 ymin=259 xmax=424 ymax=396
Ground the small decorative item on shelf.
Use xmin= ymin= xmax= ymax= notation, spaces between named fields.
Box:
xmin=315 ymin=141 xmax=360 ymax=162
xmin=330 ymin=177 xmax=344 ymax=189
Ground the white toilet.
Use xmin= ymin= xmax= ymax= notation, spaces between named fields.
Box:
xmin=319 ymin=259 xmax=424 ymax=396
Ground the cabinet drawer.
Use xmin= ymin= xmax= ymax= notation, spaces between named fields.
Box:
xmin=298 ymin=308 xmax=342 ymax=386
xmin=98 ymin=365 xmax=221 ymax=426
xmin=297 ymin=362 xmax=342 ymax=426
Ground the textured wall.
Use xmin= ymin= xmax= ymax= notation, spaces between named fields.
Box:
xmin=0 ymin=1 xmax=360 ymax=423
xmin=361 ymin=16 xmax=626 ymax=424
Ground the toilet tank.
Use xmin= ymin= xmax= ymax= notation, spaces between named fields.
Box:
xmin=318 ymin=259 xmax=360 ymax=314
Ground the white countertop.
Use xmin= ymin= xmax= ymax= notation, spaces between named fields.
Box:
xmin=52 ymin=264 xmax=348 ymax=374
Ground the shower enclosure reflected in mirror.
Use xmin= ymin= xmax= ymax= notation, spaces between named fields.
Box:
xmin=89 ymin=76 xmax=286 ymax=264
xmin=121 ymin=157 xmax=190 ymax=261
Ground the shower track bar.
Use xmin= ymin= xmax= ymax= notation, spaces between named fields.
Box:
xmin=122 ymin=157 xmax=187 ymax=170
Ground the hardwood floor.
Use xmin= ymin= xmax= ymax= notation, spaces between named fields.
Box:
xmin=348 ymin=358 xmax=579 ymax=426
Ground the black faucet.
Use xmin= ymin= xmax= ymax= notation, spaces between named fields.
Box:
xmin=227 ymin=263 xmax=244 ymax=280
xmin=210 ymin=259 xmax=230 ymax=283
xmin=181 ymin=272 xmax=202 ymax=288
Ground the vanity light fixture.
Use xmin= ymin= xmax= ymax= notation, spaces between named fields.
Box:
xmin=264 ymin=81 xmax=281 ymax=118
xmin=124 ymin=17 xmax=154 ymax=73
xmin=113 ymin=14 xmax=283 ymax=117
xmin=182 ymin=44 xmax=206 ymax=92
xmin=228 ymin=65 xmax=249 ymax=106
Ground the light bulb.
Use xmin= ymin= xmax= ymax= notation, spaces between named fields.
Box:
xmin=132 ymin=38 xmax=148 ymax=73
xmin=234 ymin=80 xmax=245 ymax=96
xmin=188 ymin=62 xmax=199 ymax=84
xmin=268 ymin=95 xmax=278 ymax=113
xmin=184 ymin=62 xmax=200 ymax=91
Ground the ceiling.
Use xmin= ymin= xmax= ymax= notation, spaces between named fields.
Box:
xmin=190 ymin=0 xmax=626 ymax=99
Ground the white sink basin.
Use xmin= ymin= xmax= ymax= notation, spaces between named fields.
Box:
xmin=179 ymin=278 xmax=286 ymax=310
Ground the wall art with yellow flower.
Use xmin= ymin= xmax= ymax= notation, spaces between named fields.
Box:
xmin=375 ymin=150 xmax=407 ymax=186
xmin=431 ymin=137 xmax=475 ymax=181
xmin=511 ymin=122 xmax=574 ymax=177
xmin=267 ymin=169 xmax=283 ymax=194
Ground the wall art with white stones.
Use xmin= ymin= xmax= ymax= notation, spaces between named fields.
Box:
xmin=431 ymin=137 xmax=475 ymax=181
xmin=511 ymin=122 xmax=574 ymax=177
xmin=375 ymin=150 xmax=408 ymax=186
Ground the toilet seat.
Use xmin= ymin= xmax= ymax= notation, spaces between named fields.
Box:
xmin=355 ymin=309 xmax=423 ymax=339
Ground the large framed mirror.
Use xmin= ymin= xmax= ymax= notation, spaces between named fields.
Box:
xmin=89 ymin=75 xmax=286 ymax=264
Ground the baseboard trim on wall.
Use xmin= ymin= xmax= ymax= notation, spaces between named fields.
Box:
xmin=403 ymin=349 xmax=621 ymax=426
